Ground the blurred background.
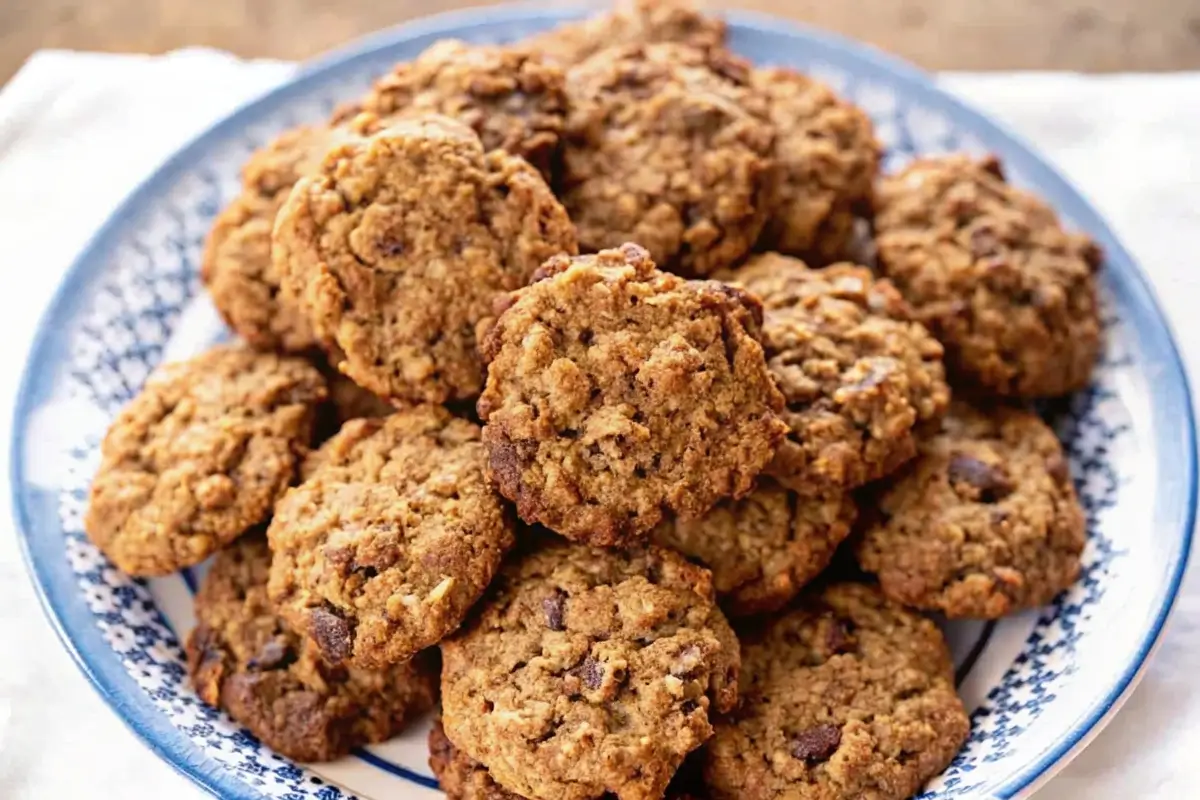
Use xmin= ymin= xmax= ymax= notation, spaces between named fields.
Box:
xmin=3 ymin=0 xmax=1200 ymax=82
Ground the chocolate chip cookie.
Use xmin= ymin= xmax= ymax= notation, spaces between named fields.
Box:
xmin=440 ymin=538 xmax=740 ymax=800
xmin=202 ymin=125 xmax=344 ymax=352
xmin=561 ymin=43 xmax=775 ymax=276
xmin=653 ymin=480 xmax=857 ymax=616
xmin=856 ymin=401 xmax=1086 ymax=618
xmin=85 ymin=344 xmax=325 ymax=576
xmin=336 ymin=40 xmax=567 ymax=179
xmin=478 ymin=244 xmax=787 ymax=546
xmin=529 ymin=0 xmax=727 ymax=68
xmin=274 ymin=114 xmax=577 ymax=404
xmin=873 ymin=154 xmax=1102 ymax=398
xmin=267 ymin=405 xmax=515 ymax=668
xmin=752 ymin=67 xmax=880 ymax=263
xmin=186 ymin=534 xmax=437 ymax=762
xmin=704 ymin=583 xmax=969 ymax=800
xmin=720 ymin=254 xmax=949 ymax=495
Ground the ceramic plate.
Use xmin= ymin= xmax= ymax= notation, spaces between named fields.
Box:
xmin=11 ymin=5 xmax=1196 ymax=799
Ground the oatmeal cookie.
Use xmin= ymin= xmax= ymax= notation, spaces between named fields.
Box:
xmin=186 ymin=534 xmax=437 ymax=762
xmin=561 ymin=43 xmax=775 ymax=276
xmin=752 ymin=68 xmax=880 ymax=262
xmin=267 ymin=405 xmax=515 ymax=668
xmin=478 ymin=244 xmax=787 ymax=546
xmin=529 ymin=0 xmax=727 ymax=68
xmin=873 ymin=154 xmax=1102 ymax=397
xmin=704 ymin=583 xmax=968 ymax=800
xmin=440 ymin=539 xmax=739 ymax=800
xmin=430 ymin=718 xmax=709 ymax=800
xmin=721 ymin=254 xmax=949 ymax=494
xmin=202 ymin=126 xmax=344 ymax=352
xmin=653 ymin=480 xmax=856 ymax=616
xmin=335 ymin=40 xmax=567 ymax=179
xmin=274 ymin=114 xmax=577 ymax=404
xmin=85 ymin=344 xmax=325 ymax=576
xmin=856 ymin=401 xmax=1085 ymax=618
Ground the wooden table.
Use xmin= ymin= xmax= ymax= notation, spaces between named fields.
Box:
xmin=5 ymin=0 xmax=1200 ymax=82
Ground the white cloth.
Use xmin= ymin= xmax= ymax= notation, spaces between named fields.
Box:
xmin=0 ymin=50 xmax=1197 ymax=800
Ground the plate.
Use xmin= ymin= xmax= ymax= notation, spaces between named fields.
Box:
xmin=10 ymin=5 xmax=1196 ymax=800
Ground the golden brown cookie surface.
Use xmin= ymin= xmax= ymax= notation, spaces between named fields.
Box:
xmin=529 ymin=0 xmax=727 ymax=68
xmin=704 ymin=583 xmax=968 ymax=800
xmin=722 ymin=254 xmax=949 ymax=494
xmin=201 ymin=126 xmax=344 ymax=352
xmin=873 ymin=154 xmax=1102 ymax=398
xmin=478 ymin=244 xmax=787 ymax=546
xmin=440 ymin=539 xmax=739 ymax=800
xmin=268 ymin=405 xmax=515 ymax=668
xmin=337 ymin=40 xmax=567 ymax=179
xmin=274 ymin=114 xmax=577 ymax=404
xmin=561 ymin=44 xmax=775 ymax=276
xmin=85 ymin=344 xmax=325 ymax=576
xmin=653 ymin=479 xmax=856 ymax=616
xmin=186 ymin=534 xmax=437 ymax=762
xmin=753 ymin=68 xmax=880 ymax=263
xmin=856 ymin=402 xmax=1086 ymax=618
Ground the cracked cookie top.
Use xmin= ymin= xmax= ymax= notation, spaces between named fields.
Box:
xmin=873 ymin=153 xmax=1102 ymax=398
xmin=704 ymin=583 xmax=968 ymax=800
xmin=336 ymin=40 xmax=568 ymax=180
xmin=561 ymin=43 xmax=776 ymax=276
xmin=274 ymin=114 xmax=577 ymax=404
xmin=478 ymin=244 xmax=787 ymax=545
xmin=856 ymin=401 xmax=1086 ymax=618
xmin=720 ymin=253 xmax=949 ymax=494
xmin=186 ymin=534 xmax=437 ymax=761
xmin=440 ymin=538 xmax=740 ymax=800
xmin=267 ymin=404 xmax=515 ymax=668
xmin=85 ymin=344 xmax=325 ymax=576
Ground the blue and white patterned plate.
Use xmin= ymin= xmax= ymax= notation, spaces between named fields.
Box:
xmin=10 ymin=5 xmax=1196 ymax=800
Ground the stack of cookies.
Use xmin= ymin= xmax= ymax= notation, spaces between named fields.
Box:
xmin=83 ymin=2 xmax=1101 ymax=798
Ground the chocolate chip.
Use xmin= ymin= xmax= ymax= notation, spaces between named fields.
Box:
xmin=1045 ymin=453 xmax=1071 ymax=485
xmin=309 ymin=607 xmax=353 ymax=664
xmin=247 ymin=639 xmax=295 ymax=671
xmin=825 ymin=618 xmax=855 ymax=655
xmin=542 ymin=590 xmax=567 ymax=631
xmin=570 ymin=656 xmax=604 ymax=690
xmin=380 ymin=238 xmax=405 ymax=257
xmin=948 ymin=453 xmax=1014 ymax=503
xmin=790 ymin=724 xmax=842 ymax=762
xmin=970 ymin=226 xmax=1003 ymax=258
xmin=980 ymin=155 xmax=1005 ymax=180
xmin=1079 ymin=239 xmax=1104 ymax=272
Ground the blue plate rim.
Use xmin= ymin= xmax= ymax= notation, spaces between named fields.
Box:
xmin=10 ymin=4 xmax=1197 ymax=800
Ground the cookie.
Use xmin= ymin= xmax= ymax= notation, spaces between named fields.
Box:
xmin=704 ymin=583 xmax=969 ymax=800
xmin=267 ymin=405 xmax=514 ymax=668
xmin=873 ymin=154 xmax=1102 ymax=398
xmin=274 ymin=114 xmax=577 ymax=404
xmin=561 ymin=44 xmax=775 ymax=276
xmin=336 ymin=40 xmax=567 ymax=179
xmin=529 ymin=0 xmax=727 ymax=68
xmin=478 ymin=244 xmax=787 ymax=546
xmin=85 ymin=344 xmax=325 ymax=576
xmin=721 ymin=254 xmax=949 ymax=494
xmin=186 ymin=534 xmax=437 ymax=762
xmin=429 ymin=718 xmax=709 ymax=800
xmin=201 ymin=126 xmax=344 ymax=352
xmin=440 ymin=538 xmax=740 ymax=800
xmin=752 ymin=68 xmax=880 ymax=263
xmin=653 ymin=480 xmax=857 ymax=617
xmin=855 ymin=402 xmax=1086 ymax=618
